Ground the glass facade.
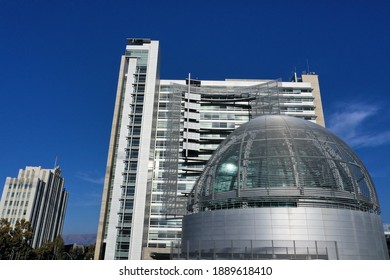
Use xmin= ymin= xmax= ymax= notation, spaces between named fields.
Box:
xmin=188 ymin=115 xmax=379 ymax=214
xmin=147 ymin=81 xmax=322 ymax=251
xmin=182 ymin=115 xmax=387 ymax=260
xmin=96 ymin=39 xmax=327 ymax=260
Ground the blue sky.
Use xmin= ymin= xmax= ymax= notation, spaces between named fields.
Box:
xmin=0 ymin=0 xmax=389 ymax=234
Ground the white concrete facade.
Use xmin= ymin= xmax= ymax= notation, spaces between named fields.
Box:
xmin=95 ymin=39 xmax=326 ymax=260
xmin=0 ymin=166 xmax=68 ymax=248
xmin=96 ymin=39 xmax=160 ymax=260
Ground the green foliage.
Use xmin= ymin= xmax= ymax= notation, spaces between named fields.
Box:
xmin=65 ymin=243 xmax=96 ymax=260
xmin=0 ymin=219 xmax=12 ymax=259
xmin=84 ymin=243 xmax=96 ymax=260
xmin=35 ymin=235 xmax=65 ymax=260
xmin=0 ymin=219 xmax=96 ymax=260
xmin=0 ymin=218 xmax=34 ymax=260
xmin=69 ymin=246 xmax=84 ymax=260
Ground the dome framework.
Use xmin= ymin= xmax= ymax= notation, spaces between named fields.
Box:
xmin=188 ymin=115 xmax=380 ymax=214
xmin=183 ymin=115 xmax=388 ymax=260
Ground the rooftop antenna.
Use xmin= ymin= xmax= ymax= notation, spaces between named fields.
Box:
xmin=294 ymin=67 xmax=298 ymax=82
xmin=54 ymin=155 xmax=58 ymax=169
xmin=186 ymin=73 xmax=191 ymax=157
xmin=306 ymin=59 xmax=310 ymax=74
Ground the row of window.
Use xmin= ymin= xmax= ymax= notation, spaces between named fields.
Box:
xmin=201 ymin=112 xmax=249 ymax=121
xmin=3 ymin=200 xmax=29 ymax=207
xmin=201 ymin=122 xmax=236 ymax=129
xmin=148 ymin=230 xmax=181 ymax=240
xmin=7 ymin=183 xmax=33 ymax=189
xmin=280 ymin=106 xmax=315 ymax=111
xmin=5 ymin=191 xmax=31 ymax=199
xmin=279 ymin=97 xmax=314 ymax=103
xmin=200 ymin=105 xmax=250 ymax=111
xmin=149 ymin=217 xmax=181 ymax=227
xmin=282 ymin=88 xmax=312 ymax=93
xmin=2 ymin=208 xmax=27 ymax=216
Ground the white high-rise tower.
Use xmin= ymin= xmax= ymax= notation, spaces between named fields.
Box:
xmin=0 ymin=166 xmax=68 ymax=248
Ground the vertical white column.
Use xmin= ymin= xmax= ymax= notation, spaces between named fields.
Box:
xmin=104 ymin=57 xmax=137 ymax=260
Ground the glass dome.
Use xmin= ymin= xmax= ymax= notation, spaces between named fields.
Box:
xmin=187 ymin=115 xmax=380 ymax=214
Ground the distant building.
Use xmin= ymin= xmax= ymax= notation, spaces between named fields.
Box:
xmin=0 ymin=166 xmax=68 ymax=248
xmin=384 ymin=224 xmax=390 ymax=258
xmin=95 ymin=39 xmax=326 ymax=260
xmin=384 ymin=224 xmax=390 ymax=236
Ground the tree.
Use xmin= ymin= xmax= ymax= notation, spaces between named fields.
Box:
xmin=10 ymin=219 xmax=34 ymax=259
xmin=0 ymin=219 xmax=12 ymax=259
xmin=68 ymin=246 xmax=84 ymax=260
xmin=84 ymin=244 xmax=96 ymax=260
xmin=35 ymin=235 xmax=65 ymax=260
xmin=0 ymin=218 xmax=33 ymax=260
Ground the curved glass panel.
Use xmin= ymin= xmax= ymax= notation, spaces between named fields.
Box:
xmin=188 ymin=115 xmax=380 ymax=214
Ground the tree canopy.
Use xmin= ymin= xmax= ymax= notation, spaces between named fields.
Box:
xmin=0 ymin=218 xmax=34 ymax=259
xmin=0 ymin=218 xmax=95 ymax=260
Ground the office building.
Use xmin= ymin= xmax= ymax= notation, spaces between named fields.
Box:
xmin=384 ymin=224 xmax=390 ymax=258
xmin=95 ymin=38 xmax=326 ymax=260
xmin=0 ymin=166 xmax=68 ymax=248
xmin=182 ymin=115 xmax=388 ymax=259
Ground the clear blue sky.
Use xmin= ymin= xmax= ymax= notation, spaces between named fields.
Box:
xmin=0 ymin=0 xmax=389 ymax=234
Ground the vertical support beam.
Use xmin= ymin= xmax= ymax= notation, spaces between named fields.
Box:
xmin=187 ymin=240 xmax=189 ymax=260
xmin=293 ymin=240 xmax=296 ymax=259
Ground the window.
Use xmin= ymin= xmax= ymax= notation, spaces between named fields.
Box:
xmin=130 ymin=150 xmax=139 ymax=158
xmin=135 ymin=75 xmax=146 ymax=83
xmin=134 ymin=106 xmax=143 ymax=113
xmin=132 ymin=115 xmax=142 ymax=124
xmin=136 ymin=66 xmax=147 ymax=73
xmin=157 ymin=130 xmax=167 ymax=137
xmin=157 ymin=121 xmax=168 ymax=128
xmin=156 ymin=141 xmax=166 ymax=148
xmin=131 ymin=138 xmax=140 ymax=147
xmin=135 ymin=84 xmax=145 ymax=93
